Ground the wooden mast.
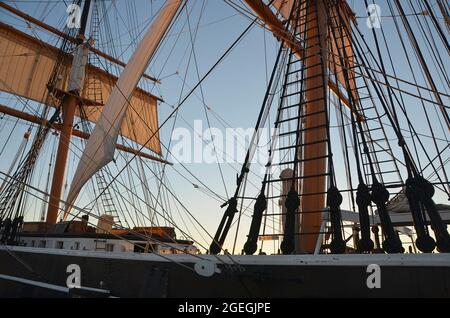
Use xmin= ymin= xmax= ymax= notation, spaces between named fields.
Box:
xmin=241 ymin=0 xmax=358 ymax=253
xmin=64 ymin=0 xmax=184 ymax=220
xmin=46 ymin=95 xmax=78 ymax=224
xmin=298 ymin=0 xmax=328 ymax=253
xmin=46 ymin=0 xmax=92 ymax=225
xmin=0 ymin=1 xmax=175 ymax=225
xmin=242 ymin=0 xmax=361 ymax=120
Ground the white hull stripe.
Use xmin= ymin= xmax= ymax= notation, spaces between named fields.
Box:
xmin=1 ymin=245 xmax=450 ymax=267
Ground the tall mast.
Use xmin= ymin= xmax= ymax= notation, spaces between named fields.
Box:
xmin=298 ymin=0 xmax=328 ymax=253
xmin=46 ymin=0 xmax=92 ymax=224
xmin=210 ymin=0 xmax=355 ymax=254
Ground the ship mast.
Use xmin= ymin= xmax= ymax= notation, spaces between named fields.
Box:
xmin=46 ymin=0 xmax=92 ymax=225
xmin=212 ymin=0 xmax=349 ymax=254
xmin=0 ymin=1 xmax=174 ymax=230
xmin=64 ymin=0 xmax=184 ymax=218
xmin=297 ymin=0 xmax=328 ymax=253
xmin=0 ymin=2 xmax=167 ymax=165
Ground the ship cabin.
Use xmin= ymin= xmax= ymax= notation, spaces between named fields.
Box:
xmin=15 ymin=215 xmax=199 ymax=255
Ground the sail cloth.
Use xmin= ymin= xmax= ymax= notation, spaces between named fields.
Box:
xmin=64 ymin=0 xmax=183 ymax=218
xmin=0 ymin=22 xmax=161 ymax=154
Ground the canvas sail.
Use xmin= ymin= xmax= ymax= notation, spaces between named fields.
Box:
xmin=64 ymin=0 xmax=183 ymax=217
xmin=0 ymin=21 xmax=161 ymax=153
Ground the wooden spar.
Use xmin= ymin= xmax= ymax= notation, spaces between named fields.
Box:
xmin=298 ymin=0 xmax=328 ymax=253
xmin=242 ymin=0 xmax=362 ymax=120
xmin=437 ymin=1 xmax=450 ymax=32
xmin=0 ymin=103 xmax=170 ymax=164
xmin=242 ymin=0 xmax=304 ymax=56
xmin=0 ymin=2 xmax=160 ymax=84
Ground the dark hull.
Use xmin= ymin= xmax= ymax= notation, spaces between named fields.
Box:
xmin=1 ymin=247 xmax=449 ymax=298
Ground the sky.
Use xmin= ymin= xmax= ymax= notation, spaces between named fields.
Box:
xmin=0 ymin=0 xmax=448 ymax=254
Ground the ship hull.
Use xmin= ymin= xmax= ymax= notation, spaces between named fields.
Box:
xmin=0 ymin=246 xmax=449 ymax=298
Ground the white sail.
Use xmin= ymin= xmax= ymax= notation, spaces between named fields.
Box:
xmin=64 ymin=0 xmax=183 ymax=218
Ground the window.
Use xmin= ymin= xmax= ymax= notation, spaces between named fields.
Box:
xmin=133 ymin=243 xmax=145 ymax=253
xmin=106 ymin=243 xmax=114 ymax=252
xmin=38 ymin=240 xmax=46 ymax=248
xmin=74 ymin=242 xmax=80 ymax=250
xmin=56 ymin=241 xmax=64 ymax=249
xmin=133 ymin=243 xmax=157 ymax=253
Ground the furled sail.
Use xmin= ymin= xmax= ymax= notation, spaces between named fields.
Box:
xmin=0 ymin=21 xmax=161 ymax=153
xmin=64 ymin=0 xmax=183 ymax=217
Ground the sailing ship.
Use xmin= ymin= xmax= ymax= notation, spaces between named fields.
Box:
xmin=0 ymin=0 xmax=449 ymax=298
